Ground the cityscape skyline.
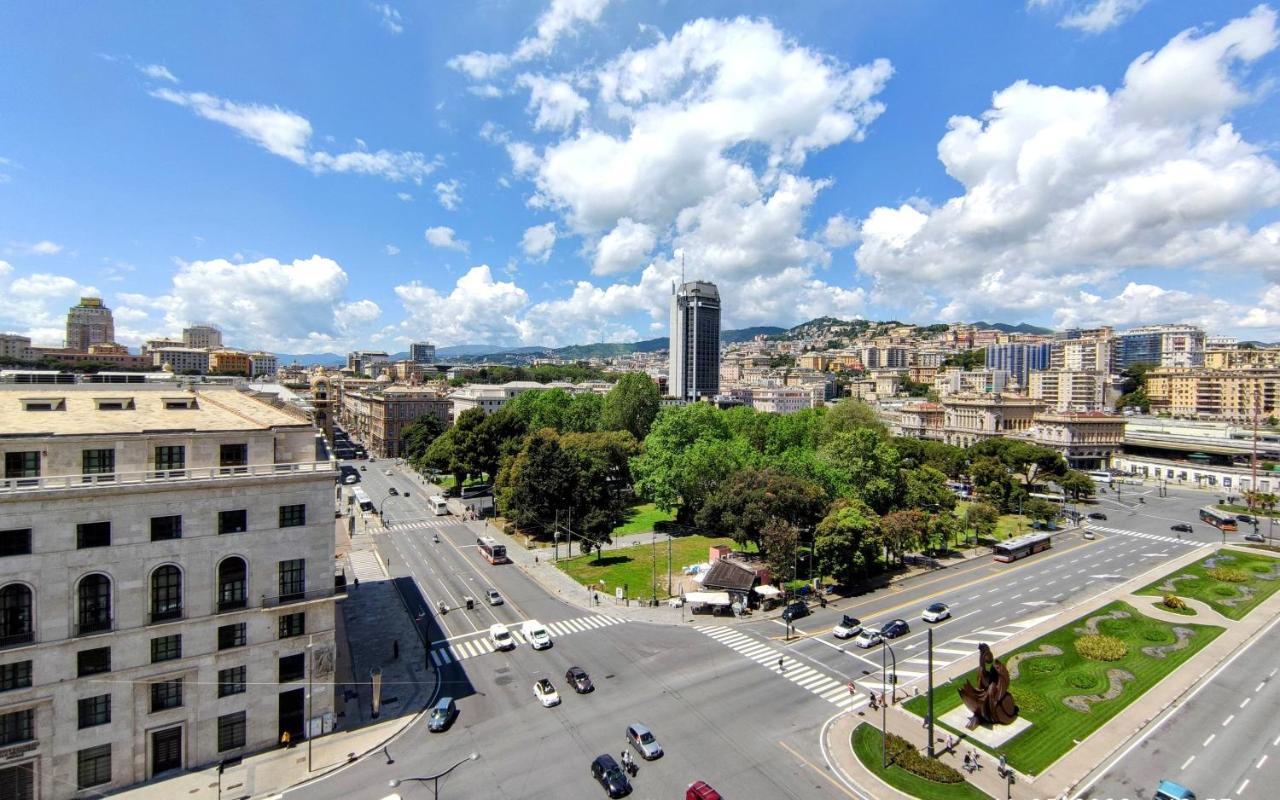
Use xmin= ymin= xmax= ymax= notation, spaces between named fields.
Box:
xmin=3 ymin=1 xmax=1280 ymax=354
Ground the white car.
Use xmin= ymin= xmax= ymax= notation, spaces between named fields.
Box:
xmin=832 ymin=615 xmax=862 ymax=639
xmin=488 ymin=623 xmax=515 ymax=651
xmin=922 ymin=602 xmax=951 ymax=623
xmin=533 ymin=678 xmax=560 ymax=707
xmin=486 ymin=588 xmax=503 ymax=606
xmin=853 ymin=629 xmax=883 ymax=649
xmin=523 ymin=621 xmax=552 ymax=650
xmin=384 ymin=469 xmax=393 ymax=476
xmin=1083 ymin=529 xmax=1095 ymax=540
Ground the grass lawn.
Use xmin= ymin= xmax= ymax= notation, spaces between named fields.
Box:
xmin=1216 ymin=503 xmax=1280 ymax=519
xmin=1150 ymin=601 xmax=1197 ymax=616
xmin=852 ymin=724 xmax=991 ymax=800
xmin=1135 ymin=550 xmax=1280 ymax=620
xmin=903 ymin=600 xmax=1223 ymax=776
xmin=433 ymin=475 xmax=488 ymax=491
xmin=611 ymin=502 xmax=677 ymax=536
xmin=955 ymin=501 xmax=1033 ymax=542
xmin=556 ymin=534 xmax=739 ymax=599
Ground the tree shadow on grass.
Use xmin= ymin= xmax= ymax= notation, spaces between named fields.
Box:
xmin=582 ymin=555 xmax=633 ymax=568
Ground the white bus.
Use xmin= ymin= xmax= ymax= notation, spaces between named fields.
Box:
xmin=352 ymin=486 xmax=374 ymax=512
xmin=430 ymin=495 xmax=449 ymax=516
xmin=1087 ymin=471 xmax=1112 ymax=483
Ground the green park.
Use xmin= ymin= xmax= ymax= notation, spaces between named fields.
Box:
xmin=1135 ymin=549 xmax=1280 ymax=620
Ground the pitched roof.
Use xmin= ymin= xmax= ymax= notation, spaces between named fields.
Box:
xmin=701 ymin=559 xmax=758 ymax=592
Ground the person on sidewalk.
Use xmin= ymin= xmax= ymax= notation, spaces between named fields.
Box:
xmin=963 ymin=753 xmax=972 ymax=773
xmin=778 ymin=656 xmax=785 ymax=672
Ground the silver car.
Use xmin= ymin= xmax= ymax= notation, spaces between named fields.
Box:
xmin=626 ymin=722 xmax=663 ymax=760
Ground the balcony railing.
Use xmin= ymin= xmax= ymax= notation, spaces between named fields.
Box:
xmin=0 ymin=460 xmax=335 ymax=495
xmin=261 ymin=587 xmax=334 ymax=608
xmin=0 ymin=631 xmax=34 ymax=650
xmin=75 ymin=618 xmax=113 ymax=637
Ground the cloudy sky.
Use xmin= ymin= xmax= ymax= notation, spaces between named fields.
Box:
xmin=2 ymin=0 xmax=1280 ymax=353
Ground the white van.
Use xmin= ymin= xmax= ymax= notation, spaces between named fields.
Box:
xmin=488 ymin=623 xmax=515 ymax=651
xmin=523 ymin=620 xmax=552 ymax=650
xmin=430 ymin=495 xmax=449 ymax=516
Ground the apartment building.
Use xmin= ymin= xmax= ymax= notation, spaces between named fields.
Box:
xmin=209 ymin=350 xmax=251 ymax=377
xmin=249 ymin=352 xmax=278 ymax=378
xmin=181 ymin=326 xmax=223 ymax=350
xmin=895 ymin=401 xmax=945 ymax=440
xmin=1145 ymin=368 xmax=1280 ymax=422
xmin=1115 ymin=325 xmax=1205 ymax=369
xmin=1 ymin=335 xmax=34 ymax=363
xmin=1049 ymin=336 xmax=1114 ymax=374
xmin=1203 ymin=348 xmax=1280 ymax=370
xmin=935 ymin=368 xmax=1011 ymax=397
xmin=340 ymin=386 xmax=451 ymax=457
xmin=942 ymin=394 xmax=1045 ymax=448
xmin=65 ymin=299 xmax=115 ymax=352
xmin=744 ymin=386 xmax=820 ymax=414
xmin=1028 ymin=370 xmax=1108 ymax=412
xmin=985 ymin=343 xmax=1051 ymax=387
xmin=150 ymin=347 xmax=211 ymax=375
xmin=0 ymin=383 xmax=337 ymax=798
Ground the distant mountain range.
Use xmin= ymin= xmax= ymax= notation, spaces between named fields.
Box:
xmin=969 ymin=321 xmax=1055 ymax=334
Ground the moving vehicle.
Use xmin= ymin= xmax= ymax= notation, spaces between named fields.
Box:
xmin=1245 ymin=532 xmax=1266 ymax=543
xmin=427 ymin=697 xmax=457 ymax=732
xmin=566 ymin=666 xmax=594 ymax=693
xmin=625 ymin=723 xmax=663 ymax=760
xmin=489 ymin=623 xmax=515 ymax=651
xmin=343 ymin=474 xmax=358 ymax=485
xmin=781 ymin=602 xmax=809 ymax=622
xmin=384 ymin=469 xmax=393 ymax=476
xmin=1152 ymin=779 xmax=1196 ymax=800
xmin=352 ymin=486 xmax=374 ymax=512
xmin=477 ymin=536 xmax=509 ymax=564
xmin=1088 ymin=512 xmax=1107 ymax=521
xmin=1171 ymin=523 xmax=1193 ymax=533
xmin=880 ymin=619 xmax=910 ymax=638
xmin=832 ymin=614 xmax=862 ymax=639
xmin=388 ymin=487 xmax=398 ymax=496
xmin=461 ymin=483 xmax=492 ymax=499
xmin=1087 ymin=470 xmax=1112 ymax=483
xmin=993 ymin=532 xmax=1052 ymax=563
xmin=854 ymin=628 xmax=883 ymax=648
xmin=1082 ymin=529 xmax=1095 ymax=539
xmin=686 ymin=781 xmax=722 ymax=800
xmin=1237 ymin=513 xmax=1257 ymax=524
xmin=922 ymin=602 xmax=951 ymax=623
xmin=430 ymin=495 xmax=449 ymax=516
xmin=485 ymin=588 xmax=503 ymax=606
xmin=523 ymin=620 xmax=552 ymax=650
xmin=534 ymin=678 xmax=560 ymax=707
xmin=360 ymin=465 xmax=367 ymax=471
xmin=590 ymin=754 xmax=631 ymax=798
xmin=1199 ymin=507 xmax=1238 ymax=531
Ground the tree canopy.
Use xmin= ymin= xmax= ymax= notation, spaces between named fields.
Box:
xmin=599 ymin=372 xmax=661 ymax=440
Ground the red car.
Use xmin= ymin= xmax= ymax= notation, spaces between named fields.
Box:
xmin=687 ymin=781 xmax=722 ymax=800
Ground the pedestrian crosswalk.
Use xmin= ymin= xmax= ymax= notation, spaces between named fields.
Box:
xmin=384 ymin=517 xmax=456 ymax=531
xmin=347 ymin=549 xmax=386 ymax=582
xmin=1088 ymin=525 xmax=1209 ymax=547
xmin=429 ymin=614 xmax=624 ymax=666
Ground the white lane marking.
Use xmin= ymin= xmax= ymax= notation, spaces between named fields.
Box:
xmin=1223 ymin=714 xmax=1236 ymax=727
xmin=968 ymin=594 xmax=980 ymax=600
xmin=1271 ymin=668 xmax=1278 ymax=678
xmin=1180 ymin=755 xmax=1195 ymax=770
xmin=1204 ymin=734 xmax=1216 ymax=747
xmin=1256 ymin=682 xmax=1266 ymax=693
xmin=1258 ymin=754 xmax=1269 ymax=769
xmin=1241 ymin=697 xmax=1251 ymax=709
xmin=1274 ymin=733 xmax=1280 ymax=747
xmin=1237 ymin=778 xmax=1249 ymax=795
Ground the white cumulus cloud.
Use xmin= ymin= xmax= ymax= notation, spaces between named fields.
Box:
xmin=593 ymin=218 xmax=656 ymax=275
xmin=394 ymin=265 xmax=531 ymax=344
xmin=434 ymin=178 xmax=462 ymax=210
xmin=425 ymin=226 xmax=469 ymax=252
xmin=518 ymin=74 xmax=589 ymax=130
xmin=521 ymin=222 xmax=558 ymax=262
xmin=447 ymin=0 xmax=610 ymax=79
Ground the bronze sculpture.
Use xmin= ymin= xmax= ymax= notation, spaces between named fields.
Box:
xmin=958 ymin=643 xmax=1019 ymax=728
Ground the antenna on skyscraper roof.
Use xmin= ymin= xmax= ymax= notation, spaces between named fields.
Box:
xmin=680 ymin=250 xmax=685 ymax=286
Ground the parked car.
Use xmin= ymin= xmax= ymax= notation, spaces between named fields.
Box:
xmin=1153 ymin=779 xmax=1196 ymax=800
xmin=427 ymin=697 xmax=457 ymax=732
xmin=922 ymin=603 xmax=951 ymax=623
xmin=625 ymin=722 xmax=663 ymax=760
xmin=384 ymin=469 xmax=393 ymax=476
xmin=781 ymin=602 xmax=809 ymax=622
xmin=566 ymin=666 xmax=594 ymax=693
xmin=343 ymin=474 xmax=358 ymax=485
xmin=523 ymin=620 xmax=552 ymax=650
xmin=489 ymin=623 xmax=515 ymax=651
xmin=591 ymin=754 xmax=631 ymax=798
xmin=686 ymin=781 xmax=722 ymax=800
xmin=359 ymin=465 xmax=367 ymax=471
xmin=1171 ymin=523 xmax=1194 ymax=533
xmin=1244 ymin=532 xmax=1265 ymax=543
xmin=832 ymin=614 xmax=862 ymax=639
xmin=853 ymin=628 xmax=883 ymax=648
xmin=1088 ymin=512 xmax=1107 ymax=521
xmin=533 ymin=678 xmax=560 ymax=707
xmin=1237 ymin=514 xmax=1257 ymax=524
xmin=485 ymin=588 xmax=504 ymax=606
xmin=880 ymin=619 xmax=910 ymax=639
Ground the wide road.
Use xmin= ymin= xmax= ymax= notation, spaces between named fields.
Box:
xmin=1084 ymin=615 xmax=1280 ymax=800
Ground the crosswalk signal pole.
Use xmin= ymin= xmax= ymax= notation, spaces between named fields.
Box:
xmin=927 ymin=627 xmax=935 ymax=758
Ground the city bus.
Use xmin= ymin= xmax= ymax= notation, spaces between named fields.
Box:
xmin=352 ymin=486 xmax=374 ymax=513
xmin=477 ymin=536 xmax=508 ymax=564
xmin=993 ymin=532 xmax=1053 ymax=563
xmin=1198 ymin=507 xmax=1238 ymax=531
xmin=1087 ymin=471 xmax=1112 ymax=483
xmin=430 ymin=495 xmax=449 ymax=516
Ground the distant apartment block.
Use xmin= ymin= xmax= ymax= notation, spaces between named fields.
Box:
xmin=1145 ymin=368 xmax=1279 ymax=422
xmin=1028 ymin=370 xmax=1108 ymax=412
xmin=1115 ymin=325 xmax=1205 ymax=369
xmin=151 ymin=347 xmax=211 ymax=374
xmin=182 ymin=325 xmax=223 ymax=350
xmin=65 ymin=297 xmax=115 ymax=352
xmin=985 ymin=342 xmax=1051 ymax=387
xmin=0 ymin=334 xmax=34 ymax=362
xmin=249 ymin=352 xmax=278 ymax=377
xmin=345 ymin=351 xmax=389 ymax=375
xmin=340 ymin=386 xmax=451 ymax=457
xmin=1203 ymin=347 xmax=1280 ymax=370
xmin=409 ymin=342 xmax=436 ymax=364
xmin=209 ymin=349 xmax=252 ymax=376
xmin=935 ymin=368 xmax=1011 ymax=397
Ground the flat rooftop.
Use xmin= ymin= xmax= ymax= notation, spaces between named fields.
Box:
xmin=0 ymin=385 xmax=311 ymax=436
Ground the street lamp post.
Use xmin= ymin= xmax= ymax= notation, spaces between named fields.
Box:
xmin=305 ymin=635 xmax=315 ymax=773
xmin=881 ymin=641 xmax=897 ymax=769
xmin=389 ymin=752 xmax=479 ymax=800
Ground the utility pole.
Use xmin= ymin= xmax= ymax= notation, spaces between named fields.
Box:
xmin=927 ymin=627 xmax=935 ymax=758
xmin=1252 ymin=384 xmax=1260 ymax=507
xmin=651 ymin=533 xmax=657 ymax=605
xmin=667 ymin=534 xmax=673 ymax=596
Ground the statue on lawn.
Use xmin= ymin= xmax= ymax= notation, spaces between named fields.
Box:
xmin=958 ymin=642 xmax=1019 ymax=729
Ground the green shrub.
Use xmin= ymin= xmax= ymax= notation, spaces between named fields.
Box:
xmin=1099 ymin=618 xmax=1133 ymax=636
xmin=1074 ymin=635 xmax=1127 ymax=661
xmin=1213 ymin=585 xmax=1237 ymax=597
xmin=885 ymin=732 xmax=965 ymax=784
xmin=1065 ymin=669 xmax=1100 ymax=690
xmin=1208 ymin=566 xmax=1248 ymax=583
xmin=1162 ymin=594 xmax=1187 ymax=610
xmin=1140 ymin=624 xmax=1173 ymax=643
xmin=1027 ymin=658 xmax=1060 ymax=675
xmin=1249 ymin=563 xmax=1273 ymax=575
xmin=1010 ymin=689 xmax=1046 ymax=714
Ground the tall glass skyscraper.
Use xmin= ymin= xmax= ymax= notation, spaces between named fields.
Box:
xmin=669 ymin=281 xmax=721 ymax=402
xmin=985 ymin=342 xmax=1051 ymax=388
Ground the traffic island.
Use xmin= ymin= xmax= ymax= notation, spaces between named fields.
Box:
xmin=851 ymin=723 xmax=993 ymax=800
xmin=1134 ymin=549 xmax=1280 ymax=620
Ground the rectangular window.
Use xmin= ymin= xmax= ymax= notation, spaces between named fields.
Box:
xmin=278 ymin=504 xmax=306 ymax=528
xmin=3 ymin=452 xmax=39 ymax=483
xmin=77 ymin=744 xmax=112 ymax=789
xmin=150 ymin=515 xmax=182 ymax=541
xmin=219 ymin=444 xmax=248 ymax=468
xmin=0 ymin=529 xmax=31 ymax=557
xmin=77 ymin=694 xmax=111 ymax=729
xmin=278 ymin=559 xmax=305 ymax=601
xmin=217 ymin=666 xmax=246 ymax=698
xmin=154 ymin=445 xmax=185 ymax=475
xmin=77 ymin=647 xmax=110 ymax=677
xmin=218 ymin=510 xmax=247 ymax=535
xmin=217 ymin=711 xmax=247 ymax=752
xmin=150 ymin=679 xmax=183 ymax=712
xmin=81 ymin=448 xmax=115 ymax=481
xmin=278 ymin=653 xmax=305 ymax=683
xmin=76 ymin=521 xmax=111 ymax=549
xmin=0 ymin=708 xmax=33 ymax=745
xmin=278 ymin=612 xmax=305 ymax=639
xmin=150 ymin=634 xmax=182 ymax=663
xmin=0 ymin=661 xmax=32 ymax=692
xmin=217 ymin=623 xmax=246 ymax=651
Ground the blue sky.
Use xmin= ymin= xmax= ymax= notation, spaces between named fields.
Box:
xmin=2 ymin=0 xmax=1280 ymax=353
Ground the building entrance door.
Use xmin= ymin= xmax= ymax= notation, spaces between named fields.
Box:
xmin=152 ymin=726 xmax=183 ymax=775
xmin=278 ymin=687 xmax=305 ymax=743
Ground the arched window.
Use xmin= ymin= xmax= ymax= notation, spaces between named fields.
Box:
xmin=150 ymin=565 xmax=183 ymax=623
xmin=217 ymin=557 xmax=247 ymax=612
xmin=0 ymin=584 xmax=33 ymax=646
xmin=77 ymin=574 xmax=111 ymax=635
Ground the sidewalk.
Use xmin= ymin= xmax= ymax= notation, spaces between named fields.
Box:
xmin=823 ymin=542 xmax=1280 ymax=800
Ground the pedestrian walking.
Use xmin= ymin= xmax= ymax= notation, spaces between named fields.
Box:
xmin=778 ymin=656 xmax=785 ymax=672
xmin=997 ymin=753 xmax=1007 ymax=777
xmin=963 ymin=754 xmax=972 ymax=773
xmin=847 ymin=681 xmax=855 ymax=697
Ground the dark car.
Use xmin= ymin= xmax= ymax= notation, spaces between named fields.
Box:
xmin=591 ymin=754 xmax=631 ymax=798
xmin=1237 ymin=514 xmax=1258 ymax=524
xmin=566 ymin=666 xmax=594 ymax=693
xmin=880 ymin=619 xmax=910 ymax=638
xmin=1088 ymin=512 xmax=1107 ymax=521
xmin=388 ymin=487 xmax=399 ymax=495
xmin=427 ymin=697 xmax=456 ymax=732
xmin=1171 ymin=523 xmax=1194 ymax=533
xmin=781 ymin=602 xmax=810 ymax=622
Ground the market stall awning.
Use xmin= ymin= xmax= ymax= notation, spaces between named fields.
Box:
xmin=684 ymin=591 xmax=732 ymax=606
xmin=753 ymin=585 xmax=782 ymax=597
